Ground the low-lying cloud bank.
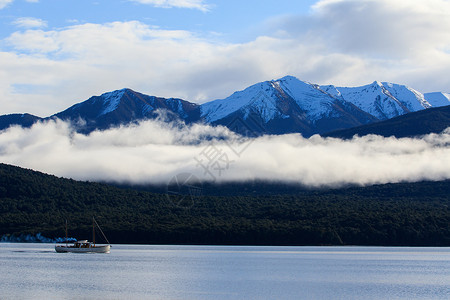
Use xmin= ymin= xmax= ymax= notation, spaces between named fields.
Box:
xmin=0 ymin=119 xmax=449 ymax=187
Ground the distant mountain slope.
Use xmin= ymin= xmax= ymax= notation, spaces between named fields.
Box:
xmin=0 ymin=76 xmax=448 ymax=137
xmin=53 ymin=88 xmax=201 ymax=132
xmin=0 ymin=113 xmax=42 ymax=131
xmin=424 ymin=92 xmax=450 ymax=107
xmin=324 ymin=105 xmax=450 ymax=139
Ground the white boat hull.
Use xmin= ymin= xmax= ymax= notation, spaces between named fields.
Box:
xmin=55 ymin=244 xmax=110 ymax=253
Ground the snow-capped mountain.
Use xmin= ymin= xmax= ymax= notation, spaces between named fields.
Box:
xmin=202 ymin=76 xmax=339 ymax=123
xmin=322 ymin=81 xmax=431 ymax=120
xmin=200 ymin=76 xmax=445 ymax=136
xmin=0 ymin=76 xmax=448 ymax=136
xmin=201 ymin=76 xmax=378 ymax=136
xmin=53 ymin=88 xmax=200 ymax=132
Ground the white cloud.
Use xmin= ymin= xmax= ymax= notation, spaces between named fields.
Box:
xmin=268 ymin=0 xmax=450 ymax=90
xmin=310 ymin=0 xmax=450 ymax=58
xmin=0 ymin=120 xmax=449 ymax=187
xmin=1 ymin=0 xmax=450 ymax=116
xmin=129 ymin=0 xmax=210 ymax=12
xmin=12 ymin=17 xmax=47 ymax=29
xmin=1 ymin=22 xmax=299 ymax=115
xmin=0 ymin=0 xmax=13 ymax=9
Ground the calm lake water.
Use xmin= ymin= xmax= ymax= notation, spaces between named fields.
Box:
xmin=0 ymin=243 xmax=449 ymax=300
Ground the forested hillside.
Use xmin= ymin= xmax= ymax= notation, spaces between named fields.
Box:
xmin=324 ymin=105 xmax=450 ymax=138
xmin=0 ymin=163 xmax=449 ymax=246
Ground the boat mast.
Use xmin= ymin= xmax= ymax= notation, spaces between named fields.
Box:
xmin=92 ymin=217 xmax=95 ymax=246
xmin=93 ymin=217 xmax=111 ymax=245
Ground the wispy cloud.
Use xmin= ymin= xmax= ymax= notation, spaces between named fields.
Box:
xmin=0 ymin=0 xmax=39 ymax=9
xmin=12 ymin=17 xmax=47 ymax=29
xmin=0 ymin=120 xmax=449 ymax=187
xmin=129 ymin=0 xmax=210 ymax=12
xmin=0 ymin=0 xmax=13 ymax=10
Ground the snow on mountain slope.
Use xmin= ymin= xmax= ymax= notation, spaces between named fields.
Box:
xmin=99 ymin=88 xmax=127 ymax=116
xmin=1 ymin=75 xmax=447 ymax=136
xmin=320 ymin=85 xmax=342 ymax=99
xmin=199 ymin=75 xmax=384 ymax=136
xmin=53 ymin=88 xmax=201 ymax=132
xmin=76 ymin=88 xmax=199 ymax=120
xmin=382 ymin=82 xmax=431 ymax=111
xmin=201 ymin=76 xmax=439 ymax=129
xmin=200 ymin=81 xmax=282 ymax=123
xmin=201 ymin=76 xmax=344 ymax=124
xmin=424 ymin=92 xmax=450 ymax=107
xmin=275 ymin=76 xmax=338 ymax=120
xmin=203 ymin=76 xmax=426 ymax=125
xmin=328 ymin=81 xmax=428 ymax=120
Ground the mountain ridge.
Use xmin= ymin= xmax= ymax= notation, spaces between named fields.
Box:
xmin=52 ymin=88 xmax=201 ymax=133
xmin=324 ymin=105 xmax=450 ymax=139
xmin=1 ymin=76 xmax=449 ymax=136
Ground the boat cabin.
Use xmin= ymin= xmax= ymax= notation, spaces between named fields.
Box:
xmin=73 ymin=240 xmax=93 ymax=248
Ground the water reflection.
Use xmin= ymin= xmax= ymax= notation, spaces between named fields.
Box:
xmin=0 ymin=243 xmax=449 ymax=299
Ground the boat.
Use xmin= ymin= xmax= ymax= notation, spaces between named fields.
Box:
xmin=55 ymin=240 xmax=110 ymax=253
xmin=55 ymin=217 xmax=111 ymax=253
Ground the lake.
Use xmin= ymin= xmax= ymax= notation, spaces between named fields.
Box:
xmin=0 ymin=243 xmax=449 ymax=299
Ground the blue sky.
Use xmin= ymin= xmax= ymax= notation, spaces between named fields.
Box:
xmin=0 ymin=1 xmax=317 ymax=42
xmin=1 ymin=0 xmax=450 ymax=116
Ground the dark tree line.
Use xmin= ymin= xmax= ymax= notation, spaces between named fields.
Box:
xmin=0 ymin=163 xmax=449 ymax=246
